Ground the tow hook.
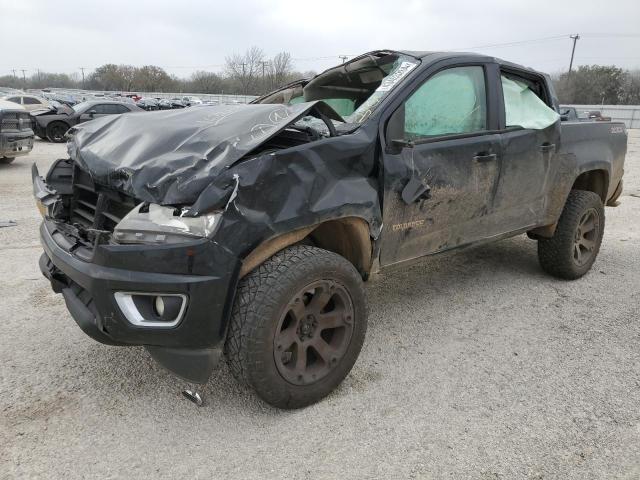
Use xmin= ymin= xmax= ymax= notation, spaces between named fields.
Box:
xmin=182 ymin=389 xmax=203 ymax=406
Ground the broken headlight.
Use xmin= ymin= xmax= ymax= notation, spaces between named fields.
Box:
xmin=113 ymin=203 xmax=221 ymax=244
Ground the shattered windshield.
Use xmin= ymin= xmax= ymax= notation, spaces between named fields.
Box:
xmin=257 ymin=52 xmax=420 ymax=129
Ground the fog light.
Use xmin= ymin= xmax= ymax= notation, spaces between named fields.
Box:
xmin=154 ymin=296 xmax=165 ymax=317
xmin=114 ymin=292 xmax=187 ymax=328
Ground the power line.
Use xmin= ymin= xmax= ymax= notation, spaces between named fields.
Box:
xmin=453 ymin=34 xmax=569 ymax=51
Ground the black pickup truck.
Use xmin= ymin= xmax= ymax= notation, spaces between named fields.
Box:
xmin=33 ymin=50 xmax=627 ymax=408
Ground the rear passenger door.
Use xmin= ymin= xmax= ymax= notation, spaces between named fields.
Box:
xmin=493 ymin=69 xmax=561 ymax=231
xmin=380 ymin=63 xmax=503 ymax=266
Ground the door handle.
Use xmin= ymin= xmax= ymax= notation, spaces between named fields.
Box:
xmin=539 ymin=143 xmax=556 ymax=153
xmin=473 ymin=153 xmax=497 ymax=163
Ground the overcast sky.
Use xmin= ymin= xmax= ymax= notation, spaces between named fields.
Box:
xmin=1 ymin=0 xmax=639 ymax=79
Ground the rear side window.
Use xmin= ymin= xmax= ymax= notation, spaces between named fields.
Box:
xmin=23 ymin=97 xmax=42 ymax=105
xmin=404 ymin=66 xmax=487 ymax=138
xmin=7 ymin=97 xmax=21 ymax=104
xmin=91 ymin=104 xmax=110 ymax=114
xmin=501 ymin=73 xmax=559 ymax=129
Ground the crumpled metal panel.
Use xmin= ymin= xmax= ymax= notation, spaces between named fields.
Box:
xmin=67 ymin=101 xmax=340 ymax=206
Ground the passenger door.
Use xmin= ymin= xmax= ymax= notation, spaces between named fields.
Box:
xmin=493 ymin=70 xmax=561 ymax=231
xmin=380 ymin=64 xmax=503 ymax=266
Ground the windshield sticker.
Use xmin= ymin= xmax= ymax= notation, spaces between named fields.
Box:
xmin=376 ymin=61 xmax=418 ymax=92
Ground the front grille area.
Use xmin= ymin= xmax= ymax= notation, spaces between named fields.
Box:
xmin=70 ymin=165 xmax=137 ymax=232
xmin=0 ymin=111 xmax=33 ymax=132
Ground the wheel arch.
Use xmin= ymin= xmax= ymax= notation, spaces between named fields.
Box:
xmin=529 ymin=168 xmax=610 ymax=239
xmin=239 ymin=217 xmax=373 ymax=280
xmin=571 ymin=168 xmax=609 ymax=203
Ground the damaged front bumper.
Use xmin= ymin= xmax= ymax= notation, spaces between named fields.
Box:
xmin=1 ymin=131 xmax=33 ymax=159
xmin=34 ymin=167 xmax=240 ymax=383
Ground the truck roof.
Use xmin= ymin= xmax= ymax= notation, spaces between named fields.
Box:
xmin=393 ymin=50 xmax=547 ymax=77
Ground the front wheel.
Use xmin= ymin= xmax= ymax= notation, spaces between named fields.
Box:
xmin=46 ymin=122 xmax=69 ymax=143
xmin=225 ymin=245 xmax=367 ymax=409
xmin=538 ymin=190 xmax=605 ymax=279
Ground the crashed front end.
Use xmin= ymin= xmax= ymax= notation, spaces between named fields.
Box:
xmin=34 ymin=158 xmax=239 ymax=383
xmin=33 ymin=101 xmax=378 ymax=383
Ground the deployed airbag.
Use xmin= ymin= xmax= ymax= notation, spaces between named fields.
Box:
xmin=501 ymin=76 xmax=559 ymax=130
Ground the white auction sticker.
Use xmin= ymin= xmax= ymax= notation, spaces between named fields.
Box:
xmin=376 ymin=61 xmax=418 ymax=92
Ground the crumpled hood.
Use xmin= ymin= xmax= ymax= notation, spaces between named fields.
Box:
xmin=67 ymin=101 xmax=339 ymax=206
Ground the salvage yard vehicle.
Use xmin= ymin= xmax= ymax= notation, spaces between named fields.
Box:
xmin=2 ymin=94 xmax=52 ymax=112
xmin=32 ymin=100 xmax=143 ymax=143
xmin=0 ymin=99 xmax=33 ymax=164
xmin=33 ymin=50 xmax=627 ymax=408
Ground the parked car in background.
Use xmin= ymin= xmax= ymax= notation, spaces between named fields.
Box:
xmin=0 ymin=99 xmax=34 ymax=164
xmin=157 ymin=98 xmax=172 ymax=110
xmin=182 ymin=95 xmax=202 ymax=106
xmin=2 ymin=94 xmax=52 ymax=112
xmin=32 ymin=100 xmax=143 ymax=142
xmin=137 ymin=98 xmax=159 ymax=111
xmin=170 ymin=98 xmax=186 ymax=108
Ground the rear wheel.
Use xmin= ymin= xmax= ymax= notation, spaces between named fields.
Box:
xmin=0 ymin=157 xmax=15 ymax=164
xmin=46 ymin=122 xmax=69 ymax=143
xmin=225 ymin=245 xmax=367 ymax=409
xmin=538 ymin=190 xmax=604 ymax=279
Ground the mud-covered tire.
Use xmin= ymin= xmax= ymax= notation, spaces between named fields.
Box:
xmin=538 ymin=190 xmax=604 ymax=279
xmin=224 ymin=245 xmax=367 ymax=409
xmin=0 ymin=157 xmax=15 ymax=164
xmin=46 ymin=121 xmax=69 ymax=143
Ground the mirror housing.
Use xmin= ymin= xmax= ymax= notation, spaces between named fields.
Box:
xmin=88 ymin=110 xmax=96 ymax=117
xmin=385 ymin=104 xmax=407 ymax=154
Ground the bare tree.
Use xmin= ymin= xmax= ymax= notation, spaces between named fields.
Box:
xmin=269 ymin=52 xmax=293 ymax=90
xmin=225 ymin=46 xmax=265 ymax=95
xmin=187 ymin=70 xmax=224 ymax=93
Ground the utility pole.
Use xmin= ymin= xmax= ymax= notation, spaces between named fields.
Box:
xmin=260 ymin=61 xmax=269 ymax=93
xmin=20 ymin=69 xmax=27 ymax=89
xmin=339 ymin=55 xmax=348 ymax=64
xmin=568 ymin=34 xmax=580 ymax=73
xmin=80 ymin=67 xmax=86 ymax=90
xmin=260 ymin=61 xmax=269 ymax=78
xmin=11 ymin=69 xmax=17 ymax=79
xmin=241 ymin=62 xmax=247 ymax=95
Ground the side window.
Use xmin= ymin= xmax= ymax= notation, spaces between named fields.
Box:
xmin=404 ymin=66 xmax=487 ymax=138
xmin=7 ymin=97 xmax=21 ymax=104
xmin=114 ymin=104 xmax=130 ymax=114
xmin=23 ymin=97 xmax=42 ymax=105
xmin=501 ymin=73 xmax=559 ymax=129
xmin=90 ymin=104 xmax=109 ymax=114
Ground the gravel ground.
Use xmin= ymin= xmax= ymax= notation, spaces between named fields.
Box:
xmin=1 ymin=132 xmax=639 ymax=479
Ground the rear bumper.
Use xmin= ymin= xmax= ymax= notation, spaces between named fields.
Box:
xmin=39 ymin=219 xmax=240 ymax=383
xmin=0 ymin=131 xmax=33 ymax=158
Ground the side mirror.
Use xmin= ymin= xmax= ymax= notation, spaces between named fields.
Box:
xmin=560 ymin=114 xmax=568 ymax=121
xmin=88 ymin=110 xmax=96 ymax=117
